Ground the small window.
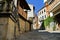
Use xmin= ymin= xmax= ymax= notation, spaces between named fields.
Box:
xmin=45 ymin=15 xmax=46 ymax=18
xmin=25 ymin=11 xmax=27 ymax=13
xmin=40 ymin=12 xmax=41 ymax=15
xmin=44 ymin=9 xmax=45 ymax=12
xmin=0 ymin=3 xmax=3 ymax=10
xmin=0 ymin=1 xmax=4 ymax=12
xmin=42 ymin=16 xmax=44 ymax=19
xmin=42 ymin=11 xmax=43 ymax=14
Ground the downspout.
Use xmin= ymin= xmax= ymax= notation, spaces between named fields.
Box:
xmin=13 ymin=1 xmax=20 ymax=40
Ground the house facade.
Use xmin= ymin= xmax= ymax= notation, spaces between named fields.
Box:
xmin=44 ymin=0 xmax=60 ymax=31
xmin=27 ymin=4 xmax=35 ymax=30
xmin=38 ymin=7 xmax=47 ymax=30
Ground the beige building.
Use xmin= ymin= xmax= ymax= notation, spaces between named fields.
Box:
xmin=44 ymin=0 xmax=60 ymax=31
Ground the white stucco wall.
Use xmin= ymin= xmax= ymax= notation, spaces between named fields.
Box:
xmin=27 ymin=4 xmax=34 ymax=20
xmin=38 ymin=7 xmax=47 ymax=21
xmin=38 ymin=7 xmax=47 ymax=28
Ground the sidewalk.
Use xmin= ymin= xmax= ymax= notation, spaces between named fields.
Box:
xmin=38 ymin=30 xmax=60 ymax=33
xmin=38 ymin=30 xmax=48 ymax=32
xmin=48 ymin=31 xmax=60 ymax=33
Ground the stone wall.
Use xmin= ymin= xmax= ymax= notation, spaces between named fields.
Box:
xmin=7 ymin=18 xmax=15 ymax=40
xmin=25 ymin=21 xmax=30 ymax=32
xmin=0 ymin=17 xmax=8 ymax=40
xmin=19 ymin=18 xmax=25 ymax=33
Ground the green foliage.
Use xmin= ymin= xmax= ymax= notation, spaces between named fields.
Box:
xmin=44 ymin=16 xmax=54 ymax=27
xmin=53 ymin=26 xmax=56 ymax=31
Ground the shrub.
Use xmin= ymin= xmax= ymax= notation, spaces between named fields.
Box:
xmin=44 ymin=16 xmax=54 ymax=27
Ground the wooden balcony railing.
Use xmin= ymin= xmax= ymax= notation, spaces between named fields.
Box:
xmin=0 ymin=1 xmax=13 ymax=13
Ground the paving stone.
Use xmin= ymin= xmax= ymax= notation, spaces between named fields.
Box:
xmin=16 ymin=30 xmax=60 ymax=40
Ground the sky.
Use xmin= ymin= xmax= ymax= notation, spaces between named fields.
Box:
xmin=26 ymin=0 xmax=44 ymax=14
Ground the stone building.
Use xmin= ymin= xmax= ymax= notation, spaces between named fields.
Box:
xmin=0 ymin=0 xmax=31 ymax=40
xmin=0 ymin=0 xmax=17 ymax=40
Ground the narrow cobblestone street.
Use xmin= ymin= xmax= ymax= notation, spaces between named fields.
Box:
xmin=16 ymin=30 xmax=60 ymax=40
xmin=0 ymin=0 xmax=60 ymax=40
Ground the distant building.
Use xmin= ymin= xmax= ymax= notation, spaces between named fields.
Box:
xmin=38 ymin=6 xmax=47 ymax=29
xmin=33 ymin=14 xmax=39 ymax=30
xmin=27 ymin=4 xmax=34 ymax=20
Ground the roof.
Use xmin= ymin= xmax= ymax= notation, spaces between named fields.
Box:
xmin=18 ymin=0 xmax=31 ymax=10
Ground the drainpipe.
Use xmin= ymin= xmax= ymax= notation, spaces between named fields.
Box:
xmin=12 ymin=1 xmax=20 ymax=40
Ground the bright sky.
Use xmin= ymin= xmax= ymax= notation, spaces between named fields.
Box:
xmin=26 ymin=0 xmax=44 ymax=14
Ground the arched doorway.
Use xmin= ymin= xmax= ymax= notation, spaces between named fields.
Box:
xmin=39 ymin=20 xmax=45 ymax=30
xmin=54 ymin=12 xmax=60 ymax=30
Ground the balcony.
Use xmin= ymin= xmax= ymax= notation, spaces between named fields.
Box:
xmin=0 ymin=1 xmax=13 ymax=13
xmin=0 ymin=1 xmax=4 ymax=12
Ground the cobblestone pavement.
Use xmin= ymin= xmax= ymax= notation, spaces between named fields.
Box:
xmin=16 ymin=30 xmax=60 ymax=40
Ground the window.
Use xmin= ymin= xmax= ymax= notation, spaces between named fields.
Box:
xmin=0 ymin=2 xmax=4 ymax=11
xmin=0 ymin=1 xmax=5 ymax=12
xmin=42 ymin=11 xmax=43 ymax=14
xmin=42 ymin=16 xmax=44 ymax=20
xmin=40 ymin=12 xmax=41 ymax=15
xmin=24 ymin=11 xmax=27 ymax=13
xmin=44 ymin=9 xmax=45 ymax=12
xmin=45 ymin=15 xmax=46 ymax=18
